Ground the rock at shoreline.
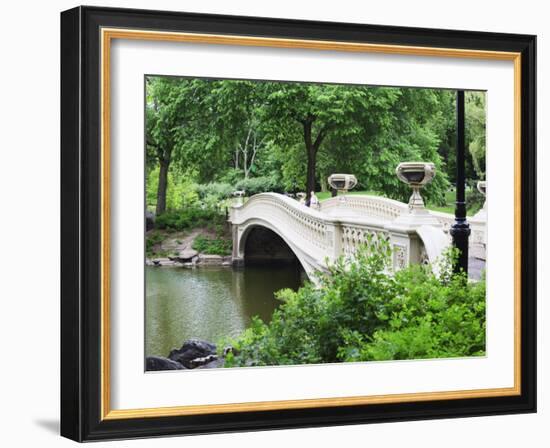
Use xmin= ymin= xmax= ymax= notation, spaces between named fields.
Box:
xmin=197 ymin=254 xmax=224 ymax=265
xmin=196 ymin=357 xmax=225 ymax=369
xmin=146 ymin=356 xmax=186 ymax=371
xmin=152 ymin=258 xmax=177 ymax=267
xmin=188 ymin=354 xmax=218 ymax=368
xmin=176 ymin=249 xmax=198 ymax=262
xmin=168 ymin=339 xmax=217 ymax=369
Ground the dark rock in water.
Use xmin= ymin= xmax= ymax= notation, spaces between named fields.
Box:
xmin=189 ymin=355 xmax=218 ymax=369
xmin=196 ymin=357 xmax=225 ymax=369
xmin=188 ymin=354 xmax=218 ymax=368
xmin=168 ymin=339 xmax=217 ymax=368
xmin=146 ymin=356 xmax=185 ymax=371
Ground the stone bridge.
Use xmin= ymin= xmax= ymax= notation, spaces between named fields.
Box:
xmin=228 ymin=193 xmax=486 ymax=281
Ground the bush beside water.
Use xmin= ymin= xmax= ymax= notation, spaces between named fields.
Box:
xmin=155 ymin=207 xmax=224 ymax=231
xmin=222 ymin=240 xmax=486 ymax=367
xmin=192 ymin=235 xmax=232 ymax=256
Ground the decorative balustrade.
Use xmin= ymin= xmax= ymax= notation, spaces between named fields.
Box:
xmin=321 ymin=195 xmax=407 ymax=220
xmin=229 ymin=192 xmax=487 ymax=276
xmin=428 ymin=211 xmax=486 ymax=251
xmin=322 ymin=194 xmax=486 ymax=252
xmin=340 ymin=222 xmax=390 ymax=258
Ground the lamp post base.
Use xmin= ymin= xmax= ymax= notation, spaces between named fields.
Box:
xmin=450 ymin=221 xmax=471 ymax=275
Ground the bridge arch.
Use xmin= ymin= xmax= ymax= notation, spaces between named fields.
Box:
xmin=234 ymin=218 xmax=319 ymax=281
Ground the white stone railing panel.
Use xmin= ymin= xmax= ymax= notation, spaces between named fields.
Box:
xmin=320 ymin=195 xmax=486 ymax=253
xmin=430 ymin=210 xmax=486 ymax=251
xmin=339 ymin=222 xmax=390 ymax=258
xmin=321 ymin=195 xmax=407 ymax=220
xmin=229 ymin=192 xmax=487 ymax=272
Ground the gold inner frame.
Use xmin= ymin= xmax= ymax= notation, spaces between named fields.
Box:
xmin=100 ymin=27 xmax=522 ymax=421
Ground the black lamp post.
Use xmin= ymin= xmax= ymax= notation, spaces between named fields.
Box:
xmin=450 ymin=90 xmax=471 ymax=275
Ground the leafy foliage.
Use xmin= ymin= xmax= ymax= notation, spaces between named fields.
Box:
xmin=146 ymin=77 xmax=487 ymax=214
xmin=155 ymin=206 xmax=224 ymax=231
xmin=145 ymin=231 xmax=165 ymax=257
xmin=146 ymin=167 xmax=199 ymax=211
xmin=192 ymin=235 xmax=232 ymax=256
xmin=234 ymin=175 xmax=284 ymax=196
xmin=222 ymin=241 xmax=486 ymax=367
xmin=466 ymin=92 xmax=486 ymax=179
xmin=196 ymin=182 xmax=235 ymax=201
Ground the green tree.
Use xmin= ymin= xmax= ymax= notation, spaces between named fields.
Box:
xmin=308 ymin=86 xmax=451 ymax=204
xmin=146 ymin=76 xmax=484 ymax=210
xmin=146 ymin=77 xmax=202 ymax=215
xmin=264 ymin=83 xmax=379 ymax=199
xmin=466 ymin=91 xmax=486 ymax=179
xmin=202 ymin=80 xmax=273 ymax=180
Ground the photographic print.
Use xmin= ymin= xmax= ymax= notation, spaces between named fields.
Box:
xmin=144 ymin=76 xmax=488 ymax=371
xmin=61 ymin=7 xmax=536 ymax=440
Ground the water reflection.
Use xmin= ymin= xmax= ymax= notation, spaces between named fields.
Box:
xmin=145 ymin=265 xmax=303 ymax=357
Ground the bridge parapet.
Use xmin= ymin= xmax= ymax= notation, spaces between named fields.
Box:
xmin=321 ymin=195 xmax=407 ymax=220
xmin=228 ymin=193 xmax=486 ymax=279
xmin=321 ymin=194 xmax=486 ymax=258
xmin=430 ymin=211 xmax=486 ymax=259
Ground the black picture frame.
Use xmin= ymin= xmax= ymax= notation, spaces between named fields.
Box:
xmin=61 ymin=5 xmax=536 ymax=442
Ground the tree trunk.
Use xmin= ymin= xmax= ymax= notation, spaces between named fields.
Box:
xmin=156 ymin=157 xmax=170 ymax=216
xmin=320 ymin=174 xmax=327 ymax=193
xmin=306 ymin=148 xmax=317 ymax=200
xmin=303 ymin=119 xmax=326 ymax=200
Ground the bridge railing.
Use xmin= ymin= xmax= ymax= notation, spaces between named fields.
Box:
xmin=321 ymin=195 xmax=407 ymax=221
xmin=429 ymin=210 xmax=486 ymax=254
xmin=338 ymin=220 xmax=391 ymax=258
xmin=229 ymin=192 xmax=486 ymax=275
xmin=321 ymin=194 xmax=486 ymax=253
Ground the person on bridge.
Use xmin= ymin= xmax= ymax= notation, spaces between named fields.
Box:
xmin=309 ymin=191 xmax=320 ymax=210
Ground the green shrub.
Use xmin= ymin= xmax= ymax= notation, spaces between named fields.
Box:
xmin=218 ymin=168 xmax=245 ymax=185
xmin=146 ymin=167 xmax=199 ymax=210
xmin=155 ymin=206 xmax=223 ymax=231
xmin=193 ymin=177 xmax=284 ymax=207
xmin=196 ymin=182 xmax=234 ymax=201
xmin=145 ymin=231 xmax=164 ymax=257
xmin=235 ymin=175 xmax=284 ymax=196
xmin=192 ymin=235 xmax=232 ymax=256
xmin=222 ymin=240 xmax=485 ymax=367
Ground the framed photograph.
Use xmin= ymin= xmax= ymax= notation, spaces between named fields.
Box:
xmin=61 ymin=6 xmax=536 ymax=441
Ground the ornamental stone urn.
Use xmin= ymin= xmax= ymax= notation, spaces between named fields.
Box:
xmin=232 ymin=190 xmax=245 ymax=206
xmin=396 ymin=162 xmax=436 ymax=211
xmin=327 ymin=173 xmax=357 ymax=202
xmin=473 ymin=180 xmax=487 ymax=221
xmin=391 ymin=161 xmax=440 ymax=229
xmin=386 ymin=162 xmax=444 ymax=273
xmin=477 ymin=180 xmax=486 ymax=196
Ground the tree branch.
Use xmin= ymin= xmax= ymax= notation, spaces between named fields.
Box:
xmin=313 ymin=123 xmax=332 ymax=150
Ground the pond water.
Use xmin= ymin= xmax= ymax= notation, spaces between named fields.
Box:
xmin=145 ymin=265 xmax=304 ymax=357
